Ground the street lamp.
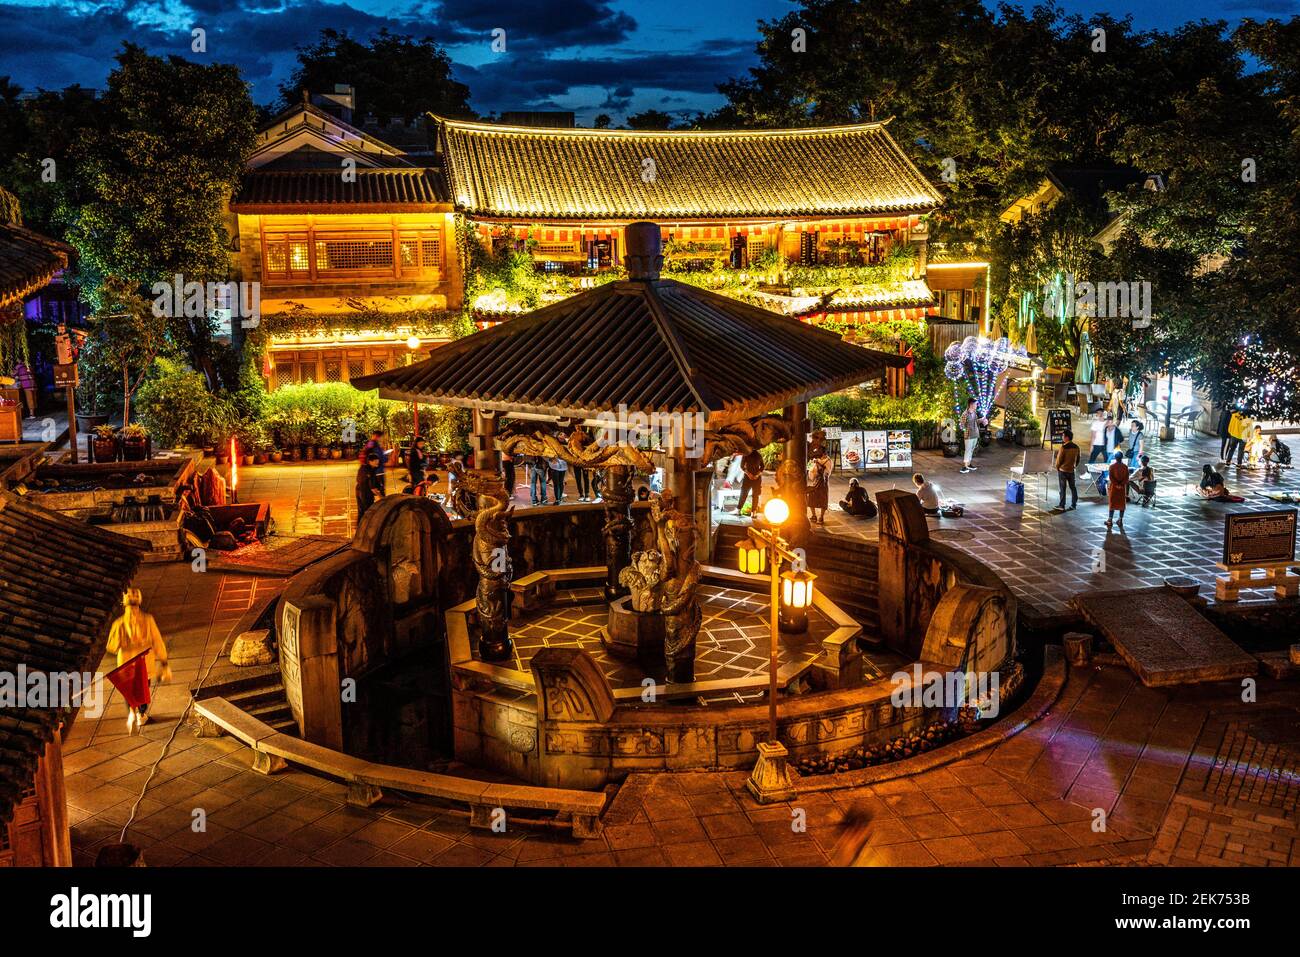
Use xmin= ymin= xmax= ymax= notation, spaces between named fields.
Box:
xmin=738 ymin=496 xmax=805 ymax=804
xmin=405 ymin=335 xmax=421 ymax=439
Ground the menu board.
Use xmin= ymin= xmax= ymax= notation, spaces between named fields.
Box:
xmin=838 ymin=430 xmax=865 ymax=471
xmin=1222 ymin=509 xmax=1297 ymax=567
xmin=1047 ymin=409 xmax=1071 ymax=446
xmin=862 ymin=430 xmax=890 ymax=471
xmin=887 ymin=430 xmax=913 ymax=470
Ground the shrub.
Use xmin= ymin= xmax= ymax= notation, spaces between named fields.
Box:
xmin=136 ymin=359 xmax=235 ymax=448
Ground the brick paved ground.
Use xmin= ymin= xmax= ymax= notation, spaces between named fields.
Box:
xmin=59 ymin=420 xmax=1299 ymax=866
xmin=63 ymin=557 xmax=1300 ymax=865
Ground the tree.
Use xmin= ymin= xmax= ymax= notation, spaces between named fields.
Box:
xmin=592 ymin=114 xmax=612 ymax=129
xmin=64 ymin=45 xmax=255 ymax=306
xmin=83 ymin=277 xmax=169 ymax=425
xmin=626 ymin=109 xmax=674 ymax=130
xmin=279 ymin=29 xmax=473 ymax=123
xmin=989 ymin=198 xmax=1107 ymax=372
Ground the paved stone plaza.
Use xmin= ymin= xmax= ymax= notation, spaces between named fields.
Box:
xmin=505 ymin=584 xmax=838 ymax=689
xmin=57 ymin=422 xmax=1300 ymax=866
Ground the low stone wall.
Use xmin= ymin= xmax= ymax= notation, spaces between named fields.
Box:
xmin=453 ymin=648 xmax=929 ymax=791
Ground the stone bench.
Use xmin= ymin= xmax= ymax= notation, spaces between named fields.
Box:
xmin=192 ymin=696 xmax=606 ymax=838
xmin=509 ymin=571 xmax=555 ymax=617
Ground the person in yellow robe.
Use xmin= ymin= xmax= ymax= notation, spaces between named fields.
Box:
xmin=106 ymin=589 xmax=172 ymax=733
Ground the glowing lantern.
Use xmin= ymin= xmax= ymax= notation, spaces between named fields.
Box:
xmin=230 ymin=437 xmax=238 ymax=497
xmin=762 ymin=497 xmax=789 ymax=526
xmin=736 ymin=538 xmax=766 ymax=575
xmin=781 ymin=569 xmax=816 ymax=609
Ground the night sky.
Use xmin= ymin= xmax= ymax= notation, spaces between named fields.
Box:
xmin=0 ymin=0 xmax=1290 ymax=124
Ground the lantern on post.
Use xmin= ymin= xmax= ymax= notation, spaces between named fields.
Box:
xmin=778 ymin=568 xmax=817 ymax=633
xmin=735 ymin=538 xmax=766 ymax=575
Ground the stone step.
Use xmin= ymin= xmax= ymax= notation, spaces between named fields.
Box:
xmin=225 ymin=683 xmax=289 ymax=710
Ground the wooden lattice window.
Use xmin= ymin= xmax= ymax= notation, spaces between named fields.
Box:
xmin=324 ymin=360 xmax=342 ymax=383
xmin=315 ymin=238 xmax=394 ymax=274
xmin=371 ymin=357 xmax=388 ymax=374
xmin=347 ymin=358 xmax=365 ymax=380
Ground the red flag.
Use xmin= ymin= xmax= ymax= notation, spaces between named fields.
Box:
xmin=106 ymin=653 xmax=151 ymax=710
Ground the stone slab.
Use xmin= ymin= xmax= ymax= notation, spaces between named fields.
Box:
xmin=1072 ymin=588 xmax=1257 ymax=688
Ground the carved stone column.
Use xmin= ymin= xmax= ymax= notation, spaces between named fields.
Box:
xmin=601 ymin=464 xmax=634 ymax=600
xmin=472 ymin=407 xmax=499 ymax=473
xmin=780 ymin=401 xmax=811 ymax=541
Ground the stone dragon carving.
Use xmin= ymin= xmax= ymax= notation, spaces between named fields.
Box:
xmin=450 ymin=465 xmax=514 ymax=660
xmin=497 ymin=425 xmax=654 ymax=471
xmin=650 ymin=489 xmax=701 ymax=682
xmin=700 ymin=414 xmax=792 ymax=464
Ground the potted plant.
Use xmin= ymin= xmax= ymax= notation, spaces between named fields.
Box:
xmin=92 ymin=424 xmax=119 ymax=462
xmin=120 ymin=422 xmax=148 ymax=462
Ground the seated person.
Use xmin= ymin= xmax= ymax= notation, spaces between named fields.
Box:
xmin=1128 ymin=455 xmax=1156 ymax=506
xmin=838 ymin=478 xmax=877 ymax=518
xmin=1197 ymin=464 xmax=1243 ymax=502
xmin=912 ymin=472 xmax=941 ymax=515
xmin=1264 ymin=434 xmax=1292 ymax=468
xmin=1246 ymin=425 xmax=1269 ymax=468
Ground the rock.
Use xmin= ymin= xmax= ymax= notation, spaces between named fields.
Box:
xmin=230 ymin=628 xmax=276 ymax=667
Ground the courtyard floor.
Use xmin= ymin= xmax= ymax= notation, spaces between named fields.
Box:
xmin=59 ymin=416 xmax=1300 ymax=866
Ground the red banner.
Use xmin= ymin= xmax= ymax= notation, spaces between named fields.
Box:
xmin=106 ymin=653 xmax=151 ymax=710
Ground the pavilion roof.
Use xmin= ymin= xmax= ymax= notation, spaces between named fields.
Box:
xmin=0 ymin=224 xmax=72 ymax=309
xmin=232 ymin=168 xmax=446 ymax=213
xmin=351 ymin=277 xmax=906 ymax=423
xmin=434 ymin=116 xmax=942 ymax=221
xmin=0 ymin=493 xmax=147 ymax=825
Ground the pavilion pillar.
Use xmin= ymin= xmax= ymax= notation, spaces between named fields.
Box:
xmin=780 ymin=402 xmax=811 ymax=541
xmin=602 ymin=464 xmax=634 ymax=601
xmin=472 ymin=408 xmax=499 ymax=473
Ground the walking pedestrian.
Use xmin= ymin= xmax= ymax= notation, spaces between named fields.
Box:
xmin=1125 ymin=421 xmax=1144 ymax=470
xmin=356 ymin=451 xmax=383 ymax=521
xmin=549 ymin=456 xmax=568 ymax=504
xmin=1054 ymin=428 xmax=1080 ymax=510
xmin=106 ymin=589 xmax=172 ymax=734
xmin=500 ymin=450 xmax=516 ymax=501
xmin=737 ymin=448 xmax=763 ymax=517
xmin=528 ymin=454 xmax=548 ymax=505
xmin=959 ymin=398 xmax=985 ymax=473
xmin=807 ymin=448 xmax=832 ymax=525
xmin=1087 ymin=410 xmax=1109 ymax=464
xmin=406 ymin=435 xmax=428 ymax=489
xmin=1105 ymin=451 xmax=1129 ymax=530
xmin=360 ymin=429 xmax=389 ymax=495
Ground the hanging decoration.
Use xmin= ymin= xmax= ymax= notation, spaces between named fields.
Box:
xmin=944 ymin=335 xmax=1026 ymax=418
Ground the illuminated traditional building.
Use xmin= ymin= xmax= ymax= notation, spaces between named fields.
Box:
xmin=230 ymin=101 xmax=949 ymax=389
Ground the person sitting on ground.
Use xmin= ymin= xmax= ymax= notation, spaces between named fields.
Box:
xmin=912 ymin=472 xmax=941 ymax=516
xmin=1263 ymin=434 xmax=1291 ymax=469
xmin=1129 ymin=454 xmax=1156 ymax=506
xmin=839 ymin=478 xmax=877 ymax=518
xmin=1197 ymin=464 xmax=1242 ymax=502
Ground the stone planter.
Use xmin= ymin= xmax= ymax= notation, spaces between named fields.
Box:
xmin=1017 ymin=430 xmax=1042 ymax=448
xmin=242 ymin=454 xmax=255 ymax=467
xmin=270 ymin=450 xmax=283 ymax=463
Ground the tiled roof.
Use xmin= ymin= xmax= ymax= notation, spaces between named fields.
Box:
xmin=232 ymin=168 xmax=446 ymax=211
xmin=0 ymin=224 xmax=72 ymax=309
xmin=435 ymin=116 xmax=942 ymax=221
xmin=352 ymin=276 xmax=907 ymax=423
xmin=0 ymin=494 xmax=146 ymax=824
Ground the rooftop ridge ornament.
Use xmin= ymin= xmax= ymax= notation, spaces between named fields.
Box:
xmin=623 ymin=221 xmax=663 ymax=281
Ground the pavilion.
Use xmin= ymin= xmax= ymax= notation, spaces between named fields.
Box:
xmin=353 ymin=222 xmax=906 ymax=665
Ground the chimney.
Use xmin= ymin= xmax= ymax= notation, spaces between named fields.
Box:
xmin=623 ymin=221 xmax=663 ymax=280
